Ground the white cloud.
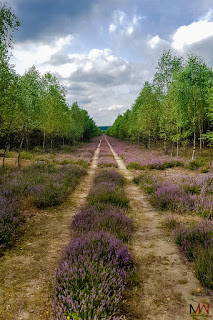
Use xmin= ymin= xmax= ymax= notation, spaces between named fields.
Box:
xmin=172 ymin=12 xmax=213 ymax=51
xmin=109 ymin=24 xmax=116 ymax=32
xmin=11 ymin=35 xmax=73 ymax=74
xmin=148 ymin=35 xmax=161 ymax=48
xmin=99 ymin=105 xmax=124 ymax=111
xmin=127 ymin=26 xmax=134 ymax=35
xmin=108 ymin=10 xmax=142 ymax=37
xmin=108 ymin=104 xmax=124 ymax=110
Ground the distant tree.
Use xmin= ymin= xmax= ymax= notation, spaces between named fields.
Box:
xmin=172 ymin=55 xmax=212 ymax=159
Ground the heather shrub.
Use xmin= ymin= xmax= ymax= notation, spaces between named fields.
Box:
xmin=194 ymin=245 xmax=213 ymax=289
xmin=183 ymin=182 xmax=201 ymax=195
xmin=6 ymin=164 xmax=86 ymax=208
xmin=150 ymin=180 xmax=195 ymax=212
xmin=72 ymin=205 xmax=133 ymax=241
xmin=194 ymin=196 xmax=213 ymax=219
xmin=94 ymin=170 xmax=124 ymax=186
xmin=146 ymin=160 xmax=184 ymax=170
xmin=52 ymin=232 xmax=135 ymax=320
xmin=59 ymin=159 xmax=89 ymax=169
xmin=98 ymin=156 xmax=118 ymax=168
xmin=133 ymin=173 xmax=158 ymax=195
xmin=200 ymin=166 xmax=210 ymax=173
xmin=127 ymin=162 xmax=145 ymax=170
xmin=174 ymin=220 xmax=213 ymax=261
xmin=188 ymin=160 xmax=202 ymax=170
xmin=0 ymin=190 xmax=23 ymax=252
xmin=88 ymin=182 xmax=129 ymax=208
xmin=165 ymin=215 xmax=180 ymax=231
xmin=29 ymin=165 xmax=86 ymax=208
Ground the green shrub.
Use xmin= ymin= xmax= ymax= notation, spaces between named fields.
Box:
xmin=88 ymin=183 xmax=129 ymax=208
xmin=133 ymin=173 xmax=156 ymax=194
xmin=20 ymin=151 xmax=33 ymax=160
xmin=188 ymin=160 xmax=202 ymax=170
xmin=200 ymin=166 xmax=209 ymax=173
xmin=194 ymin=246 xmax=213 ymax=289
xmin=127 ymin=162 xmax=145 ymax=170
xmin=5 ymin=151 xmax=17 ymax=158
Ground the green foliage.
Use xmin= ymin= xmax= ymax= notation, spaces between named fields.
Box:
xmin=188 ymin=160 xmax=202 ymax=170
xmin=127 ymin=162 xmax=145 ymax=170
xmin=108 ymin=50 xmax=213 ymax=157
xmin=0 ymin=4 xmax=100 ymax=163
xmin=194 ymin=246 xmax=213 ymax=289
xmin=0 ymin=2 xmax=21 ymax=48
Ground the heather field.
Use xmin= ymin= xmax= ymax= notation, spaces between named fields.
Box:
xmin=0 ymin=135 xmax=213 ymax=320
xmin=106 ymin=136 xmax=213 ymax=291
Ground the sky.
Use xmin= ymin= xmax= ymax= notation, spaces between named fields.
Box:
xmin=6 ymin=0 xmax=213 ymax=125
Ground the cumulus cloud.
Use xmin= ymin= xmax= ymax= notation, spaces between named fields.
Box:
xmin=11 ymin=35 xmax=73 ymax=74
xmin=172 ymin=9 xmax=213 ymax=51
xmin=11 ymin=34 xmax=147 ymax=125
xmin=148 ymin=35 xmax=161 ymax=49
xmin=9 ymin=0 xmax=213 ymax=126
xmin=44 ymin=48 xmax=142 ymax=87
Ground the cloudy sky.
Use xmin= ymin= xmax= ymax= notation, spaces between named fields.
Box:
xmin=7 ymin=0 xmax=213 ymax=125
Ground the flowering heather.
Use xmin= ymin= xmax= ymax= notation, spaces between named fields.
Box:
xmin=133 ymin=172 xmax=160 ymax=194
xmin=106 ymin=136 xmax=185 ymax=170
xmin=135 ymin=172 xmax=213 ymax=218
xmin=7 ymin=164 xmax=86 ymax=208
xmin=52 ymin=231 xmax=135 ymax=320
xmin=72 ymin=205 xmax=133 ymax=241
xmin=0 ymin=189 xmax=23 ymax=252
xmin=0 ymin=163 xmax=87 ymax=252
xmin=173 ymin=220 xmax=213 ymax=260
xmin=150 ymin=180 xmax=195 ymax=213
xmin=88 ymin=182 xmax=129 ymax=208
xmin=94 ymin=171 xmax=124 ymax=186
xmin=98 ymin=156 xmax=117 ymax=168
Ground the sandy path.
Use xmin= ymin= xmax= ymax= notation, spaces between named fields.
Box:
xmin=106 ymin=138 xmax=211 ymax=320
xmin=0 ymin=141 xmax=101 ymax=320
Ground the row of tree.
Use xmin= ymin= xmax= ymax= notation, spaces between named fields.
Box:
xmin=107 ymin=50 xmax=213 ymax=159
xmin=0 ymin=2 xmax=101 ymax=166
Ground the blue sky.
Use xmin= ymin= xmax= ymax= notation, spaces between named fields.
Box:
xmin=7 ymin=0 xmax=213 ymax=125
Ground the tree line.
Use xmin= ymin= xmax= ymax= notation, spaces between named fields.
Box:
xmin=0 ymin=2 xmax=101 ymax=165
xmin=107 ymin=50 xmax=213 ymax=159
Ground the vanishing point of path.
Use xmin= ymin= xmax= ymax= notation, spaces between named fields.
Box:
xmin=0 ymin=141 xmax=101 ymax=320
xmin=106 ymin=137 xmax=211 ymax=320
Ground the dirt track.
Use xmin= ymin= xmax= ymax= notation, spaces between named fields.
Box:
xmin=0 ymin=142 xmax=101 ymax=320
xmin=106 ymin=137 xmax=211 ymax=320
xmin=0 ymin=138 xmax=212 ymax=320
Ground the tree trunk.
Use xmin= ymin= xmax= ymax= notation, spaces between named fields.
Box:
xmin=42 ymin=129 xmax=46 ymax=154
xmin=199 ymin=126 xmax=202 ymax=156
xmin=176 ymin=126 xmax=179 ymax=157
xmin=148 ymin=130 xmax=151 ymax=150
xmin=192 ymin=130 xmax=196 ymax=160
xmin=18 ymin=137 xmax=24 ymax=168
xmin=163 ymin=134 xmax=167 ymax=154
xmin=137 ymin=134 xmax=139 ymax=145
xmin=51 ymin=136 xmax=53 ymax=154
xmin=171 ymin=142 xmax=174 ymax=157
xmin=2 ymin=135 xmax=10 ymax=168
